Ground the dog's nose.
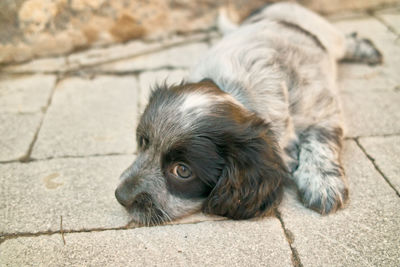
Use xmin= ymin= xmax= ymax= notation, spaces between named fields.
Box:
xmin=115 ymin=187 xmax=134 ymax=207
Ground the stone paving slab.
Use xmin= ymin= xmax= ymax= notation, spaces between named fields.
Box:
xmin=67 ymin=41 xmax=163 ymax=70
xmin=0 ymin=113 xmax=41 ymax=162
xmin=359 ymin=136 xmax=400 ymax=193
xmin=0 ymin=75 xmax=56 ymax=113
xmin=138 ymin=69 xmax=189 ymax=112
xmin=338 ymin=62 xmax=397 ymax=92
xmin=31 ymin=76 xmax=138 ymax=159
xmin=67 ymin=33 xmax=209 ymax=71
xmin=335 ymin=17 xmax=400 ymax=92
xmin=1 ymin=33 xmax=210 ymax=74
xmin=0 ymin=219 xmax=292 ymax=266
xmin=340 ymin=90 xmax=400 ymax=137
xmin=0 ymin=74 xmax=56 ymax=162
xmin=327 ymin=11 xmax=370 ymax=22
xmin=97 ymin=42 xmax=208 ymax=73
xmin=0 ymin=156 xmax=132 ymax=234
xmin=1 ymin=57 xmax=68 ymax=74
xmin=279 ymin=141 xmax=400 ymax=266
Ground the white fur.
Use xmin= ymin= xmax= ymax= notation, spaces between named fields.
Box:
xmin=179 ymin=92 xmax=211 ymax=113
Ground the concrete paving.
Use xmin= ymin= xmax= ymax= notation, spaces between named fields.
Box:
xmin=1 ymin=6 xmax=399 ymax=266
xmin=341 ymin=90 xmax=400 ymax=137
xmin=0 ymin=75 xmax=56 ymax=113
xmin=0 ymin=75 xmax=56 ymax=162
xmin=31 ymin=76 xmax=139 ymax=159
xmin=0 ymin=113 xmax=42 ymax=162
xmin=359 ymin=136 xmax=400 ymax=194
xmin=0 ymin=156 xmax=133 ymax=234
xmin=0 ymin=220 xmax=292 ymax=266
xmin=97 ymin=42 xmax=209 ymax=72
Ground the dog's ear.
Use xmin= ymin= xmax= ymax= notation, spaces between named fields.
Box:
xmin=202 ymin=116 xmax=287 ymax=219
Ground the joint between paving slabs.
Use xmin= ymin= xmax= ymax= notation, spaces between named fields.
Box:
xmin=60 ymin=216 xmax=66 ymax=245
xmin=34 ymin=151 xmax=138 ymax=161
xmin=18 ymin=76 xmax=63 ymax=163
xmin=13 ymin=63 xmax=190 ymax=78
xmin=344 ymin=132 xmax=400 ymax=140
xmin=0 ymin=225 xmax=132 ymax=244
xmin=354 ymin=138 xmax=400 ymax=197
xmin=369 ymin=10 xmax=400 ymax=37
xmin=82 ymin=66 xmax=188 ymax=77
xmin=1 ymin=30 xmax=214 ymax=76
xmin=274 ymin=209 xmax=304 ymax=267
xmin=0 ymin=152 xmax=137 ymax=165
xmin=63 ymin=35 xmax=212 ymax=74
xmin=0 ymin=218 xmax=229 ymax=245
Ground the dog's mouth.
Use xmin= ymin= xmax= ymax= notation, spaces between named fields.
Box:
xmin=125 ymin=192 xmax=172 ymax=226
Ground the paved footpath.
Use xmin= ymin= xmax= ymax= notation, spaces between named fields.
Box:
xmin=1 ymin=6 xmax=399 ymax=267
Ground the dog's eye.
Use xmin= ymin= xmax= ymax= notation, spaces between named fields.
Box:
xmin=139 ymin=136 xmax=149 ymax=149
xmin=171 ymin=163 xmax=192 ymax=179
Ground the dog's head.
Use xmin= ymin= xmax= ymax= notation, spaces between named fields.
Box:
xmin=115 ymin=80 xmax=287 ymax=225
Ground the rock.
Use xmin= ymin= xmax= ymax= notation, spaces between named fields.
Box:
xmin=109 ymin=13 xmax=146 ymax=42
xmin=18 ymin=0 xmax=59 ymax=34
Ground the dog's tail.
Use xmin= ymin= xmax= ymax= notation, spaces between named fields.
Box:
xmin=217 ymin=7 xmax=240 ymax=35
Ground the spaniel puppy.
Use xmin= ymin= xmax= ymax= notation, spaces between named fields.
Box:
xmin=115 ymin=2 xmax=382 ymax=225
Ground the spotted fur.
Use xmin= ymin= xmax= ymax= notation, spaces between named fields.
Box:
xmin=115 ymin=2 xmax=382 ymax=224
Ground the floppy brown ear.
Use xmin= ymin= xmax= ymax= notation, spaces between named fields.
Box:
xmin=202 ymin=119 xmax=287 ymax=219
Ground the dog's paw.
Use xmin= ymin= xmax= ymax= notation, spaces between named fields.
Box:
xmin=284 ymin=142 xmax=300 ymax=173
xmin=343 ymin=32 xmax=383 ymax=66
xmin=295 ymin=171 xmax=349 ymax=214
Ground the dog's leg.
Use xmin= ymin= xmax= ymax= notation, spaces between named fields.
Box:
xmin=293 ymin=121 xmax=348 ymax=214
xmin=341 ymin=32 xmax=383 ymax=65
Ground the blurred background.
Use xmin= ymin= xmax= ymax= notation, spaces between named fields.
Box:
xmin=1 ymin=0 xmax=398 ymax=65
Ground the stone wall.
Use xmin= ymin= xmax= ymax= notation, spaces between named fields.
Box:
xmin=0 ymin=0 xmax=397 ymax=65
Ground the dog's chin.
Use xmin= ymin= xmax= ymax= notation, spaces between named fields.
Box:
xmin=119 ymin=192 xmax=172 ymax=226
xmin=126 ymin=205 xmax=171 ymax=226
xmin=125 ymin=197 xmax=205 ymax=226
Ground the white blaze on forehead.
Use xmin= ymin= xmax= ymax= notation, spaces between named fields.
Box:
xmin=178 ymin=90 xmax=246 ymax=114
xmin=179 ymin=92 xmax=212 ymax=113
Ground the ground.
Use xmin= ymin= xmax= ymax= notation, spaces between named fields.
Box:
xmin=0 ymin=5 xmax=399 ymax=267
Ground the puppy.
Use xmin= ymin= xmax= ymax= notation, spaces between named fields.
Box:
xmin=115 ymin=2 xmax=382 ymax=225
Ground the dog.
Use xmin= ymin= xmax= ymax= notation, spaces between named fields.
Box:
xmin=115 ymin=2 xmax=382 ymax=225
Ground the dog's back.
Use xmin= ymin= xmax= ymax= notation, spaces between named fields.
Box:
xmin=189 ymin=3 xmax=340 ymax=140
xmin=188 ymin=2 xmax=381 ymax=214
